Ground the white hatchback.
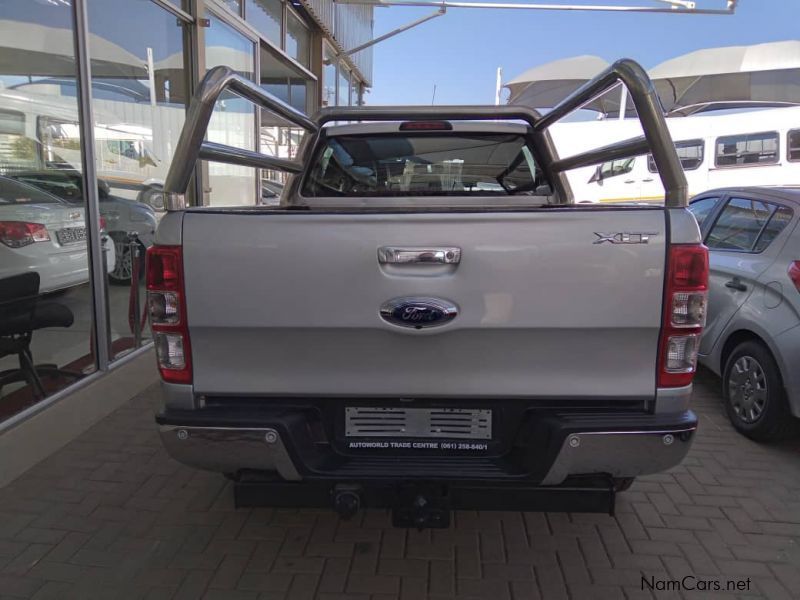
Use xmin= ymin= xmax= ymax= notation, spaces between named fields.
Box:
xmin=0 ymin=176 xmax=115 ymax=293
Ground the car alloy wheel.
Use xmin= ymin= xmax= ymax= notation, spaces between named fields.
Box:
xmin=727 ymin=355 xmax=767 ymax=424
xmin=110 ymin=238 xmax=133 ymax=282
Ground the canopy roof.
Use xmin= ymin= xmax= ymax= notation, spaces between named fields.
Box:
xmin=507 ymin=41 xmax=800 ymax=116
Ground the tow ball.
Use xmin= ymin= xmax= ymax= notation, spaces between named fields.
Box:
xmin=392 ymin=486 xmax=451 ymax=529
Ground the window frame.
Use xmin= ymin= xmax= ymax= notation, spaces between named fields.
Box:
xmin=787 ymin=128 xmax=800 ymax=163
xmin=713 ymin=131 xmax=780 ymax=169
xmin=702 ymin=194 xmax=794 ymax=255
xmin=647 ymin=139 xmax=705 ymax=173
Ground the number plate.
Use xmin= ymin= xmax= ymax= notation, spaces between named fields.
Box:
xmin=56 ymin=227 xmax=86 ymax=245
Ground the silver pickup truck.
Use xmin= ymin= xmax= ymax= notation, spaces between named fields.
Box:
xmin=147 ymin=60 xmax=708 ymax=526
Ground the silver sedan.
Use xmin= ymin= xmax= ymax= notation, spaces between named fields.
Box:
xmin=689 ymin=187 xmax=800 ymax=441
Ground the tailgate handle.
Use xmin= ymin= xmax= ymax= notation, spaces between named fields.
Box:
xmin=378 ymin=247 xmax=461 ymax=265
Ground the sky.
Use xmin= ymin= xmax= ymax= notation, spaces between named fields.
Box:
xmin=367 ymin=0 xmax=800 ymax=105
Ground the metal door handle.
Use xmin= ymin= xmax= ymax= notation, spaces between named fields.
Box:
xmin=642 ymin=178 xmax=654 ymax=182
xmin=725 ymin=278 xmax=747 ymax=292
xmin=624 ymin=179 xmax=636 ymax=184
xmin=378 ymin=246 xmax=461 ymax=265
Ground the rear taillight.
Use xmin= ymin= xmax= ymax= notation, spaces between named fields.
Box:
xmin=789 ymin=261 xmax=800 ymax=293
xmin=658 ymin=244 xmax=709 ymax=387
xmin=0 ymin=221 xmax=50 ymax=248
xmin=146 ymin=245 xmax=192 ymax=384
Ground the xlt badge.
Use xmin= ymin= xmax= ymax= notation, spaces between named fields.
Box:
xmin=593 ymin=232 xmax=657 ymax=244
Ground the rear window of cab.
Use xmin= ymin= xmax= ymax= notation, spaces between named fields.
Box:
xmin=301 ymin=133 xmax=546 ymax=197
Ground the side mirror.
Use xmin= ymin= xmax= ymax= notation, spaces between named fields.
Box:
xmin=588 ymin=165 xmax=603 ymax=184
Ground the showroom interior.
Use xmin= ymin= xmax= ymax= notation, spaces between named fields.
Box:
xmin=0 ymin=0 xmax=374 ymax=430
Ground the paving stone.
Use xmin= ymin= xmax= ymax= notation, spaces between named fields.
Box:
xmin=0 ymin=373 xmax=797 ymax=599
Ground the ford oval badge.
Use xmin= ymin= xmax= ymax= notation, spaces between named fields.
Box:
xmin=380 ymin=297 xmax=458 ymax=329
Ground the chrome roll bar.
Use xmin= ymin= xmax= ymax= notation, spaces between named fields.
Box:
xmin=164 ymin=59 xmax=687 ymax=209
xmin=163 ymin=66 xmax=318 ymax=207
xmin=536 ymin=59 xmax=687 ymax=207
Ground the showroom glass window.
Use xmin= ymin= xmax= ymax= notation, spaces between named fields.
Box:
xmin=247 ymin=0 xmax=282 ymax=46
xmin=259 ymin=45 xmax=312 ymax=190
xmin=286 ymin=10 xmax=311 ymax=68
xmin=205 ymin=11 xmax=257 ymax=206
xmin=322 ymin=46 xmax=337 ymax=107
xmin=85 ymin=0 xmax=189 ymax=359
xmin=0 ymin=1 xmax=96 ymax=421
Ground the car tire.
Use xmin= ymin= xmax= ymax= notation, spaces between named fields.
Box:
xmin=613 ymin=477 xmax=635 ymax=492
xmin=108 ymin=236 xmax=146 ymax=285
xmin=722 ymin=341 xmax=799 ymax=441
xmin=139 ymin=186 xmax=165 ymax=211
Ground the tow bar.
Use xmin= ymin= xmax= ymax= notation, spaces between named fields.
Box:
xmin=234 ymin=475 xmax=616 ymax=528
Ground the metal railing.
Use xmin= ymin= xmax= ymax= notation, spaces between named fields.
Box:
xmin=164 ymin=59 xmax=688 ymax=208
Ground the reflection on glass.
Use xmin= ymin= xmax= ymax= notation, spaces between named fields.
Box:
xmin=323 ymin=47 xmax=337 ymax=107
xmin=0 ymin=1 xmax=99 ymax=420
xmin=206 ymin=12 xmax=257 ymax=206
xmin=86 ymin=0 xmax=187 ymax=358
xmin=247 ymin=0 xmax=282 ymax=45
xmin=286 ymin=11 xmax=310 ymax=67
xmin=350 ymin=79 xmax=360 ymax=106
xmin=259 ymin=45 xmax=310 ymax=195
xmin=338 ymin=65 xmax=350 ymax=107
xmin=221 ymin=0 xmax=243 ymax=16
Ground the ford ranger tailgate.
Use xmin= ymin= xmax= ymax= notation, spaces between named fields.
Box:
xmin=182 ymin=207 xmax=666 ymax=400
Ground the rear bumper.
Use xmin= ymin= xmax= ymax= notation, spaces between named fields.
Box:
xmin=156 ymin=405 xmax=697 ymax=486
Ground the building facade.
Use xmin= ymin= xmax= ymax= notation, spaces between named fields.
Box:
xmin=0 ymin=0 xmax=373 ymax=427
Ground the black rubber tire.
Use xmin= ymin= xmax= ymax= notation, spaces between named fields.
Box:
xmin=613 ymin=477 xmax=635 ymax=492
xmin=722 ymin=340 xmax=800 ymax=441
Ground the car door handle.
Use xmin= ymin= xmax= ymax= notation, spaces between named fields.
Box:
xmin=378 ymin=246 xmax=461 ymax=265
xmin=642 ymin=178 xmax=654 ymax=182
xmin=725 ymin=278 xmax=747 ymax=292
xmin=624 ymin=179 xmax=636 ymax=184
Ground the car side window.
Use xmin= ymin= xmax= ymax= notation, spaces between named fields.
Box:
xmin=647 ymin=139 xmax=704 ymax=173
xmin=596 ymin=157 xmax=635 ymax=181
xmin=706 ymin=197 xmax=776 ymax=252
xmin=688 ymin=197 xmax=720 ymax=229
xmin=754 ymin=205 xmax=794 ymax=252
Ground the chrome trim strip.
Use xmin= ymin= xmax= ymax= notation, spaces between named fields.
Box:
xmin=159 ymin=425 xmax=301 ymax=481
xmin=541 ymin=424 xmax=697 ymax=485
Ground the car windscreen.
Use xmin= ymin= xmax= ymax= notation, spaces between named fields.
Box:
xmin=302 ymin=133 xmax=543 ymax=197
xmin=0 ymin=177 xmax=64 ymax=206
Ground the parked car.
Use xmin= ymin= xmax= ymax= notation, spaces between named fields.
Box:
xmin=8 ymin=170 xmax=156 ymax=284
xmin=0 ymin=176 xmax=115 ymax=293
xmin=689 ymin=187 xmax=800 ymax=440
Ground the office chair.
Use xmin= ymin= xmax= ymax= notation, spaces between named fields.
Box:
xmin=0 ymin=272 xmax=80 ymax=400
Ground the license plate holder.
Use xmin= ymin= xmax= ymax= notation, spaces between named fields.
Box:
xmin=345 ymin=406 xmax=492 ymax=440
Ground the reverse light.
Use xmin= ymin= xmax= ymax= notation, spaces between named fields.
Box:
xmin=0 ymin=221 xmax=50 ymax=248
xmin=658 ymin=244 xmax=709 ymax=387
xmin=146 ymin=245 xmax=192 ymax=384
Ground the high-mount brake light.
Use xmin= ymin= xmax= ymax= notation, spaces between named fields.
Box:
xmin=658 ymin=244 xmax=709 ymax=388
xmin=146 ymin=245 xmax=192 ymax=384
xmin=399 ymin=121 xmax=453 ymax=131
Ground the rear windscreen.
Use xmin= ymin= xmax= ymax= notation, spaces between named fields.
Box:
xmin=301 ymin=133 xmax=545 ymax=197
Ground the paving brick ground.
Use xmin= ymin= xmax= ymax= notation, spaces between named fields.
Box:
xmin=1 ymin=369 xmax=799 ymax=599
